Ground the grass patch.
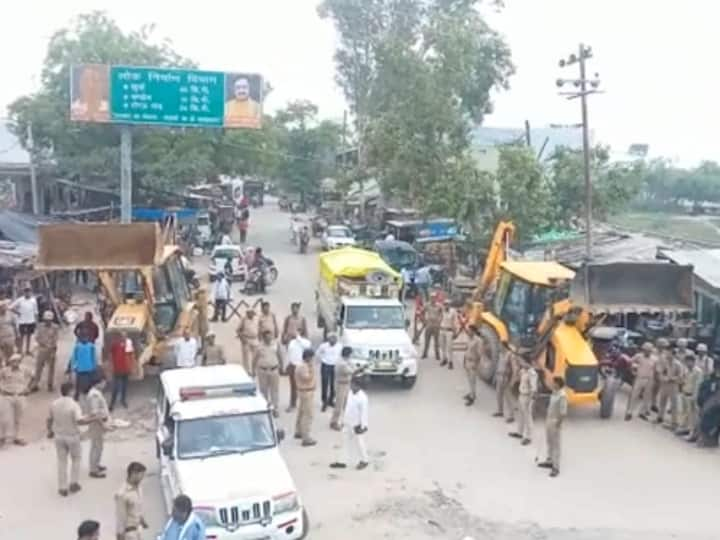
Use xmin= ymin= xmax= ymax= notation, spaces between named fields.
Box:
xmin=608 ymin=212 xmax=720 ymax=244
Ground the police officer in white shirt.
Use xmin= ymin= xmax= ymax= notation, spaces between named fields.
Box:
xmin=316 ymin=333 xmax=342 ymax=412
xmin=285 ymin=329 xmax=311 ymax=412
xmin=174 ymin=329 xmax=199 ymax=368
xmin=330 ymin=377 xmax=369 ymax=470
xmin=11 ymin=287 xmax=38 ymax=355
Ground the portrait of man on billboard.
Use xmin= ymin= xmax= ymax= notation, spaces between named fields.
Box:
xmin=70 ymin=64 xmax=110 ymax=123
xmin=224 ymin=73 xmax=263 ymax=129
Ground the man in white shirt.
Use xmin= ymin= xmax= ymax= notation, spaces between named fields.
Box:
xmin=330 ymin=377 xmax=369 ymax=470
xmin=11 ymin=288 xmax=38 ymax=355
xmin=174 ymin=329 xmax=199 ymax=368
xmin=316 ymin=333 xmax=343 ymax=412
xmin=285 ymin=329 xmax=311 ymax=412
xmin=211 ymin=273 xmax=232 ymax=323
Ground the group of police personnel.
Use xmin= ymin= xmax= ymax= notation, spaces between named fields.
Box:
xmin=418 ymin=291 xmax=719 ymax=478
xmin=624 ymin=337 xmax=717 ymax=444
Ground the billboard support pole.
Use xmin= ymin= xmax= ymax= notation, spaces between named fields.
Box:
xmin=120 ymin=126 xmax=132 ymax=223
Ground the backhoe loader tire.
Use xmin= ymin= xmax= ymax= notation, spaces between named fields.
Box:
xmin=599 ymin=376 xmax=619 ymax=419
xmin=477 ymin=324 xmax=501 ymax=383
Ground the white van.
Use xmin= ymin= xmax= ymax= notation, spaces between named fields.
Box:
xmin=155 ymin=365 xmax=308 ymax=539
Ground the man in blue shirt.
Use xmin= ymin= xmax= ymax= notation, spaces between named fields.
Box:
xmin=160 ymin=494 xmax=205 ymax=540
xmin=414 ymin=265 xmax=432 ymax=301
xmin=70 ymin=333 xmax=97 ymax=400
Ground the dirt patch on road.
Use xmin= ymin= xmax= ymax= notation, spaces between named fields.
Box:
xmin=351 ymin=487 xmax=706 ymax=540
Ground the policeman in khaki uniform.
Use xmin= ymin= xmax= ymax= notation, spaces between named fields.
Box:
xmin=0 ymin=301 xmax=18 ymax=365
xmin=675 ymin=338 xmax=694 ymax=364
xmin=695 ymin=343 xmax=714 ymax=377
xmin=86 ymin=377 xmax=110 ymax=478
xmin=31 ymin=311 xmax=60 ymax=392
xmin=655 ymin=340 xmax=686 ymax=429
xmin=625 ymin=342 xmax=657 ymax=421
xmin=463 ymin=327 xmax=482 ymax=406
xmin=438 ymin=300 xmax=457 ymax=369
xmin=236 ymin=309 xmax=260 ymax=375
xmin=493 ymin=349 xmax=515 ymax=422
xmin=331 ymin=346 xmax=355 ymax=430
xmin=422 ymin=297 xmax=443 ymax=360
xmin=259 ymin=301 xmax=279 ymax=339
xmin=201 ymin=332 xmax=226 ymax=366
xmin=0 ymin=353 xmax=32 ymax=446
xmin=509 ymin=353 xmax=537 ymax=445
xmin=538 ymin=376 xmax=568 ymax=478
xmin=294 ymin=348 xmax=317 ymax=446
xmin=115 ymin=461 xmax=148 ymax=540
xmin=255 ymin=330 xmax=282 ymax=416
xmin=676 ymin=354 xmax=703 ymax=437
xmin=47 ymin=381 xmax=88 ymax=496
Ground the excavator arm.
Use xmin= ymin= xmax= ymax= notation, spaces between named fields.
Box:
xmin=472 ymin=221 xmax=515 ymax=302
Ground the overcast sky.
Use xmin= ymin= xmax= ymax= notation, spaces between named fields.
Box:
xmin=2 ymin=0 xmax=718 ymax=165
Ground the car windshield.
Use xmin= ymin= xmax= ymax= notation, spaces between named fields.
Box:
xmin=329 ymin=227 xmax=350 ymax=238
xmin=346 ymin=305 xmax=405 ymax=329
xmin=177 ymin=412 xmax=275 ymax=459
xmin=380 ymin=248 xmax=417 ymax=270
xmin=213 ymin=248 xmax=240 ymax=260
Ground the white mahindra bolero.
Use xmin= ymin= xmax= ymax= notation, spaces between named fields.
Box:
xmin=155 ymin=365 xmax=308 ymax=539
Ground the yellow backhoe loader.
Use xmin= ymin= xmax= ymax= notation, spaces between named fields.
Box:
xmin=35 ymin=222 xmax=207 ymax=378
xmin=467 ymin=222 xmax=693 ymax=417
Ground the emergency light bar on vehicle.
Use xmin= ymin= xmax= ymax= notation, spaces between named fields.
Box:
xmin=179 ymin=382 xmax=257 ymax=401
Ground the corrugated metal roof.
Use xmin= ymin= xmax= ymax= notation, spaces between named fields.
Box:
xmin=659 ymin=249 xmax=720 ymax=291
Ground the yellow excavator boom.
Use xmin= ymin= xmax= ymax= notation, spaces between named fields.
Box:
xmin=473 ymin=220 xmax=515 ymax=302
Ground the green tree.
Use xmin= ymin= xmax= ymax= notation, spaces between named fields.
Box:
xmin=548 ymin=145 xmax=645 ymax=222
xmin=273 ymin=100 xmax=341 ymax=202
xmin=319 ymin=0 xmax=513 ymax=215
xmin=7 ymin=12 xmax=281 ymax=198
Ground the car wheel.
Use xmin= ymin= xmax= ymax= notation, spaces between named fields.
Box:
xmin=401 ymin=376 xmax=417 ymax=389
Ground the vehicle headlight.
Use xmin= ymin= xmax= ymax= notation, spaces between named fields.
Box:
xmin=193 ymin=506 xmax=220 ymax=527
xmin=353 ymin=346 xmax=369 ymax=359
xmin=400 ymin=345 xmax=417 ymax=359
xmin=273 ymin=492 xmax=299 ymax=514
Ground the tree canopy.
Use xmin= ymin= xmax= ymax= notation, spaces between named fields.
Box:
xmin=8 ymin=11 xmax=339 ymax=200
xmin=319 ymin=0 xmax=514 ymax=213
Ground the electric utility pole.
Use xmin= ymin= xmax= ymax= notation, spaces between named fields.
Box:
xmin=556 ymin=44 xmax=602 ymax=259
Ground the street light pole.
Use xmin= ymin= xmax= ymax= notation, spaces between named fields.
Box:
xmin=557 ymin=44 xmax=602 ymax=260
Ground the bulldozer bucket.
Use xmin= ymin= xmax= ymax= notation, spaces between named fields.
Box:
xmin=569 ymin=262 xmax=694 ymax=314
xmin=35 ymin=222 xmax=163 ymax=270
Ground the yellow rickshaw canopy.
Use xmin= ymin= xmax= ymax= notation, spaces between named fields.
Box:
xmin=319 ymin=247 xmax=401 ymax=287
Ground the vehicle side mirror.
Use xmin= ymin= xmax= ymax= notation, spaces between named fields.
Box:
xmin=161 ymin=438 xmax=174 ymax=458
xmin=276 ymin=428 xmax=285 ymax=442
xmin=405 ymin=318 xmax=411 ymax=329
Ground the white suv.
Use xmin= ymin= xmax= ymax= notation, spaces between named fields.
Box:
xmin=155 ymin=365 xmax=308 ymax=539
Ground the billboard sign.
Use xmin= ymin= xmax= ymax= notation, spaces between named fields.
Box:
xmin=70 ymin=64 xmax=263 ymax=129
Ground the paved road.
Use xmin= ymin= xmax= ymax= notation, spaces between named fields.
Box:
xmin=0 ymin=202 xmax=716 ymax=539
